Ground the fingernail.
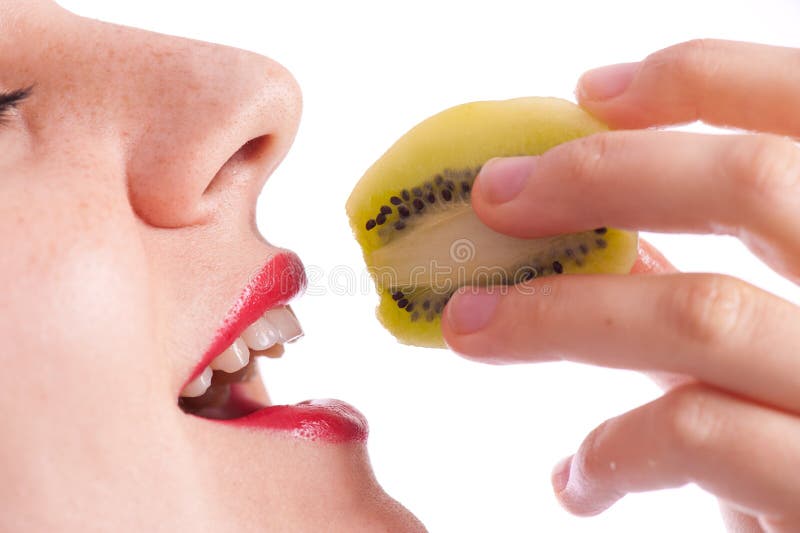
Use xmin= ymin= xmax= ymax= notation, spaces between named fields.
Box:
xmin=578 ymin=62 xmax=639 ymax=101
xmin=446 ymin=289 xmax=500 ymax=335
xmin=551 ymin=455 xmax=573 ymax=494
xmin=478 ymin=156 xmax=534 ymax=204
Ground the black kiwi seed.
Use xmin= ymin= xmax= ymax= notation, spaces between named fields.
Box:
xmin=461 ymin=181 xmax=471 ymax=193
xmin=594 ymin=227 xmax=608 ymax=235
xmin=565 ymin=248 xmax=574 ymax=257
xmin=394 ymin=221 xmax=406 ymax=230
xmin=434 ymin=302 xmax=444 ymax=314
xmin=552 ymin=261 xmax=564 ymax=274
xmin=390 ymin=196 xmax=402 ymax=205
xmin=398 ymin=205 xmax=411 ymax=218
xmin=401 ymin=190 xmax=411 ymax=201
xmin=405 ymin=303 xmax=415 ymax=313
xmin=521 ymin=268 xmax=536 ymax=281
xmin=445 ymin=180 xmax=455 ymax=191
xmin=392 ymin=291 xmax=404 ymax=301
xmin=397 ymin=298 xmax=409 ymax=309
xmin=366 ymin=219 xmax=376 ymax=231
xmin=442 ymin=189 xmax=453 ymax=201
xmin=426 ymin=193 xmax=436 ymax=204
xmin=579 ymin=244 xmax=589 ymax=255
xmin=412 ymin=187 xmax=423 ymax=197
xmin=596 ymin=239 xmax=607 ymax=248
xmin=380 ymin=205 xmax=392 ymax=215
xmin=435 ymin=175 xmax=444 ymax=186
xmin=422 ymin=300 xmax=431 ymax=310
xmin=376 ymin=213 xmax=387 ymax=225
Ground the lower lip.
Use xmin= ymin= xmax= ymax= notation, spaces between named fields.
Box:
xmin=221 ymin=393 xmax=369 ymax=443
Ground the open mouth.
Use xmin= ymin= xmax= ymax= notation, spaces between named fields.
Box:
xmin=177 ymin=252 xmax=368 ymax=443
xmin=178 ymin=305 xmax=302 ymax=419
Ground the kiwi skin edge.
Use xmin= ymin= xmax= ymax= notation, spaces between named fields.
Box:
xmin=347 ymin=97 xmax=639 ymax=348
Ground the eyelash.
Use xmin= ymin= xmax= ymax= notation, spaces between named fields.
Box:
xmin=0 ymin=86 xmax=34 ymax=125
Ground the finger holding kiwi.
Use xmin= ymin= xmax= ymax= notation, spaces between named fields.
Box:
xmin=468 ymin=126 xmax=800 ymax=285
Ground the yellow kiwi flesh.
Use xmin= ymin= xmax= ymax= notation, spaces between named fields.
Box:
xmin=347 ymin=97 xmax=638 ymax=348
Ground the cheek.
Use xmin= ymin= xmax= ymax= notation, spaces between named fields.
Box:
xmin=0 ymin=179 xmax=169 ymax=414
xmin=0 ymin=174 xmax=201 ymax=511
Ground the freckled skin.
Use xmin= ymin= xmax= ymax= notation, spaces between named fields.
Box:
xmin=0 ymin=2 xmax=424 ymax=532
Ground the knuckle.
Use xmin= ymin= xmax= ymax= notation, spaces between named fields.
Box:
xmin=644 ymin=39 xmax=724 ymax=116
xmin=727 ymin=134 xmax=800 ymax=201
xmin=665 ymin=275 xmax=747 ymax=347
xmin=674 ymin=38 xmax=719 ymax=65
xmin=647 ymin=39 xmax=719 ymax=80
xmin=662 ymin=385 xmax=725 ymax=454
xmin=561 ymin=133 xmax=616 ymax=185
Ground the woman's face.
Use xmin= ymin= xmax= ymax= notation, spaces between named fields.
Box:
xmin=0 ymin=1 xmax=423 ymax=531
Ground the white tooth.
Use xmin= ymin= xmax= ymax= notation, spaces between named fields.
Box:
xmin=241 ymin=317 xmax=279 ymax=351
xmin=210 ymin=337 xmax=250 ymax=373
xmin=180 ymin=366 xmax=213 ymax=398
xmin=264 ymin=306 xmax=304 ymax=344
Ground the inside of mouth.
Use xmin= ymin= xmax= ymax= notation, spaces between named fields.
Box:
xmin=178 ymin=345 xmax=282 ymax=420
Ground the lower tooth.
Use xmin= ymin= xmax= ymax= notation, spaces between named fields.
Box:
xmin=241 ymin=317 xmax=279 ymax=351
xmin=180 ymin=366 xmax=213 ymax=398
xmin=259 ymin=343 xmax=285 ymax=359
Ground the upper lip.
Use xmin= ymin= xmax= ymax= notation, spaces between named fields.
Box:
xmin=184 ymin=250 xmax=307 ymax=387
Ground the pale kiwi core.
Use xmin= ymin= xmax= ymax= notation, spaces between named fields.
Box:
xmin=347 ymin=97 xmax=638 ymax=348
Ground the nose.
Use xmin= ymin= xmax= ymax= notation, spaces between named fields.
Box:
xmin=119 ymin=33 xmax=302 ymax=228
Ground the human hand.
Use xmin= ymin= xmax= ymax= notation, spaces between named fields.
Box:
xmin=442 ymin=39 xmax=800 ymax=532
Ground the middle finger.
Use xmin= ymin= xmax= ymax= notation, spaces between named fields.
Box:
xmin=442 ymin=273 xmax=800 ymax=413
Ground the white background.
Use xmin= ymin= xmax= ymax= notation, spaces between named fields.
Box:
xmin=59 ymin=1 xmax=800 ymax=531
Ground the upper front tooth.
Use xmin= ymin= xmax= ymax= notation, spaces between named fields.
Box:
xmin=181 ymin=366 xmax=213 ymax=398
xmin=241 ymin=317 xmax=279 ymax=351
xmin=265 ymin=306 xmax=303 ymax=344
xmin=210 ymin=337 xmax=250 ymax=373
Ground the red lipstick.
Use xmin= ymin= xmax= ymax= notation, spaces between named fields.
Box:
xmin=223 ymin=394 xmax=369 ymax=443
xmin=188 ymin=251 xmax=306 ymax=383
xmin=183 ymin=251 xmax=369 ymax=444
xmin=184 ymin=251 xmax=369 ymax=444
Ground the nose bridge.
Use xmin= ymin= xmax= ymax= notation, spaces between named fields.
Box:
xmin=113 ymin=26 xmax=302 ymax=228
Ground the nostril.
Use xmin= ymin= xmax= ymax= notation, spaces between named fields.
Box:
xmin=238 ymin=135 xmax=272 ymax=162
xmin=203 ymin=135 xmax=273 ymax=196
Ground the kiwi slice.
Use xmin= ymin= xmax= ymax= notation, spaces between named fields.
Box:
xmin=347 ymin=97 xmax=638 ymax=348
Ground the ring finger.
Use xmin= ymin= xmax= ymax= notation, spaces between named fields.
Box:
xmin=554 ymin=383 xmax=800 ymax=532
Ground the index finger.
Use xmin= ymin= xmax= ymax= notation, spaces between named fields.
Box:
xmin=577 ymin=39 xmax=800 ymax=137
xmin=470 ymin=130 xmax=800 ymax=283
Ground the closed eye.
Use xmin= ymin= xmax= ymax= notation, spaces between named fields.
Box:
xmin=0 ymin=86 xmax=34 ymax=125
